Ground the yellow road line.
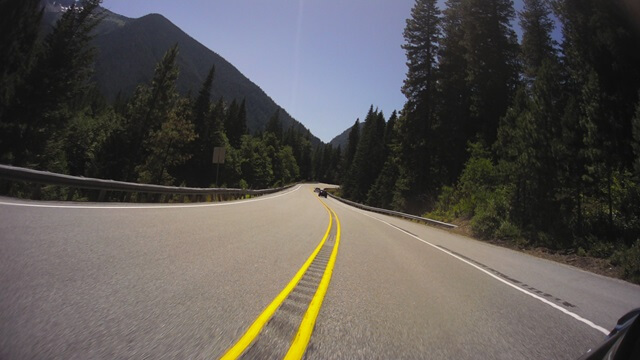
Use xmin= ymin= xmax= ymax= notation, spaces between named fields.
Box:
xmin=284 ymin=198 xmax=341 ymax=360
xmin=220 ymin=191 xmax=333 ymax=360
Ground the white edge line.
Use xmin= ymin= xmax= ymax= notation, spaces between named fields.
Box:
xmin=339 ymin=201 xmax=610 ymax=336
xmin=0 ymin=185 xmax=301 ymax=210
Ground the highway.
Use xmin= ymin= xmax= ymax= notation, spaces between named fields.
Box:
xmin=1 ymin=183 xmax=639 ymax=359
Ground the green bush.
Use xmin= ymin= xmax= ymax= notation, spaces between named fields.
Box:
xmin=613 ymin=240 xmax=640 ymax=284
xmin=587 ymin=239 xmax=616 ymax=258
xmin=471 ymin=202 xmax=501 ymax=239
xmin=471 ymin=187 xmax=511 ymax=239
xmin=495 ymin=221 xmax=522 ymax=241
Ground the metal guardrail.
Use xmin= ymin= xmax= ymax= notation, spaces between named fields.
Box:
xmin=325 ymin=190 xmax=457 ymax=229
xmin=0 ymin=164 xmax=293 ymax=202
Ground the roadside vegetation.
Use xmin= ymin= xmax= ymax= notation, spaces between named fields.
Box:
xmin=0 ymin=0 xmax=340 ymax=193
xmin=1 ymin=1 xmax=639 ymax=283
xmin=338 ymin=0 xmax=640 ymax=284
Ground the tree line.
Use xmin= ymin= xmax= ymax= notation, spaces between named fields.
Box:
xmin=339 ymin=0 xmax=640 ymax=281
xmin=0 ymin=0 xmax=339 ymax=190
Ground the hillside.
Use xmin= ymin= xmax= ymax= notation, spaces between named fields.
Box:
xmin=329 ymin=121 xmax=363 ymax=149
xmin=41 ymin=2 xmax=320 ymax=145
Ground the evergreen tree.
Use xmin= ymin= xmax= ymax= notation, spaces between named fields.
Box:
xmin=2 ymin=0 xmax=103 ymax=167
xmin=299 ymin=134 xmax=313 ymax=180
xmin=437 ymin=0 xmax=471 ymax=183
xmin=238 ymin=99 xmax=247 ymax=135
xmin=192 ymin=65 xmax=215 ymax=138
xmin=401 ymin=0 xmax=441 ymax=115
xmin=211 ymin=98 xmax=228 ymax=148
xmin=344 ymin=106 xmax=386 ymax=202
xmin=341 ymin=118 xmax=360 ymax=186
xmin=493 ymin=0 xmax=564 ymax=233
xmin=312 ymin=144 xmax=323 ymax=181
xmin=632 ymin=94 xmax=640 ymax=177
xmin=519 ymin=0 xmax=556 ymax=80
xmin=266 ymin=109 xmax=283 ymax=141
xmin=0 ymin=0 xmax=43 ymax=121
xmin=320 ymin=144 xmax=334 ymax=182
xmin=179 ymin=65 xmax=216 ymax=186
xmin=461 ymin=0 xmax=520 ymax=144
xmin=121 ymin=44 xmax=181 ymax=181
xmin=368 ymin=112 xmax=400 ymax=208
xmin=225 ymin=99 xmax=247 ymax=148
xmin=554 ymin=0 xmax=640 ymax=241
xmin=329 ymin=145 xmax=342 ymax=184
xmin=395 ymin=0 xmax=442 ymax=210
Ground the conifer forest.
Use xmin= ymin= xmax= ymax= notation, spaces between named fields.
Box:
xmin=1 ymin=0 xmax=639 ymax=281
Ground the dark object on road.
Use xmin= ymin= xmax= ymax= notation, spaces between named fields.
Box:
xmin=318 ymin=189 xmax=328 ymax=198
xmin=314 ymin=187 xmax=320 ymax=193
xmin=579 ymin=308 xmax=640 ymax=360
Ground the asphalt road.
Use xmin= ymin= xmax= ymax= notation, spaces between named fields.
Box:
xmin=1 ymin=184 xmax=639 ymax=359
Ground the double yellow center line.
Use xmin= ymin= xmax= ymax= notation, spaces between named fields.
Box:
xmin=221 ymin=190 xmax=341 ymax=360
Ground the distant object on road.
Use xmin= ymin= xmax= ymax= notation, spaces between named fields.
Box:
xmin=318 ymin=189 xmax=328 ymax=198
xmin=314 ymin=187 xmax=320 ymax=193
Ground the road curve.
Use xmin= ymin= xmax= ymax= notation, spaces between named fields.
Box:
xmin=1 ymin=184 xmax=639 ymax=359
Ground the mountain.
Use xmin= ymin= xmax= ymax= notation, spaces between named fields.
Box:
xmin=329 ymin=121 xmax=363 ymax=149
xmin=40 ymin=1 xmax=320 ymax=145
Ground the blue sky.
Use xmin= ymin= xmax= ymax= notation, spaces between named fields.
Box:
xmin=101 ymin=0 xmax=537 ymax=143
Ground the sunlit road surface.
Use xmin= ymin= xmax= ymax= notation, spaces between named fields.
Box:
xmin=1 ymin=184 xmax=639 ymax=359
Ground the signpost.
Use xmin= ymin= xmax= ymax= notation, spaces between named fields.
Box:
xmin=212 ymin=147 xmax=226 ymax=187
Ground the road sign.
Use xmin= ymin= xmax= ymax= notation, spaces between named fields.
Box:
xmin=212 ymin=147 xmax=226 ymax=164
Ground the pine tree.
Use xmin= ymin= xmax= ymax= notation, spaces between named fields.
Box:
xmin=461 ymin=0 xmax=520 ymax=144
xmin=3 ymin=0 xmax=103 ymax=167
xmin=395 ymin=0 xmax=442 ymax=209
xmin=554 ymin=0 xmax=640 ymax=241
xmin=343 ymin=119 xmax=360 ymax=174
xmin=122 ymin=44 xmax=181 ymax=181
xmin=632 ymin=94 xmax=640 ymax=178
xmin=0 ymin=0 xmax=43 ymax=120
xmin=493 ymin=0 xmax=563 ymax=232
xmin=437 ymin=0 xmax=471 ymax=183
xmin=225 ymin=99 xmax=248 ymax=148
xmin=368 ymin=112 xmax=400 ymax=208
xmin=179 ymin=65 xmax=216 ymax=186
xmin=519 ymin=0 xmax=556 ymax=80
xmin=266 ymin=109 xmax=283 ymax=141
xmin=401 ymin=0 xmax=441 ymax=116
xmin=192 ymin=65 xmax=215 ymax=138
xmin=344 ymin=106 xmax=386 ymax=202
xmin=299 ymin=135 xmax=313 ymax=181
xmin=312 ymin=144 xmax=323 ymax=181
